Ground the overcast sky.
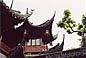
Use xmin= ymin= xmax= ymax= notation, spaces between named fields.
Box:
xmin=3 ymin=0 xmax=86 ymax=50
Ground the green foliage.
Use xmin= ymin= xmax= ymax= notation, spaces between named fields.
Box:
xmin=57 ymin=9 xmax=86 ymax=35
xmin=77 ymin=23 xmax=83 ymax=30
xmin=57 ymin=9 xmax=76 ymax=34
xmin=82 ymin=15 xmax=86 ymax=25
xmin=77 ymin=14 xmax=86 ymax=36
xmin=64 ymin=10 xmax=71 ymax=18
xmin=57 ymin=9 xmax=86 ymax=47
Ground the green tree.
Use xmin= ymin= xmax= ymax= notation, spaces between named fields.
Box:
xmin=57 ymin=9 xmax=86 ymax=47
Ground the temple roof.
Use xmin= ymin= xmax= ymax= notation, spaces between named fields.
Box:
xmin=1 ymin=1 xmax=24 ymax=27
xmin=15 ymin=12 xmax=56 ymax=44
xmin=1 ymin=1 xmax=56 ymax=48
xmin=1 ymin=1 xmax=33 ymax=48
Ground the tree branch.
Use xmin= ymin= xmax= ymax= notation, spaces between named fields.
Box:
xmin=68 ymin=23 xmax=80 ymax=33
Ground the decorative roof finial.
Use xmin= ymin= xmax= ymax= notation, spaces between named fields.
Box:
xmin=26 ymin=8 xmax=28 ymax=14
xmin=54 ymin=11 xmax=56 ymax=14
xmin=10 ymin=0 xmax=14 ymax=9
xmin=25 ymin=8 xmax=35 ymax=19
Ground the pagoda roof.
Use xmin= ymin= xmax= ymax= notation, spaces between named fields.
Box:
xmin=1 ymin=1 xmax=25 ymax=27
xmin=1 ymin=1 xmax=57 ymax=48
xmin=15 ymin=12 xmax=56 ymax=44
xmin=49 ymin=36 xmax=64 ymax=52
xmin=23 ymin=11 xmax=55 ymax=28
xmin=1 ymin=1 xmax=31 ymax=48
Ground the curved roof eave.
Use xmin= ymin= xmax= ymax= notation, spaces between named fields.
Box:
xmin=35 ymin=11 xmax=56 ymax=27
xmin=23 ymin=11 xmax=56 ymax=28
xmin=1 ymin=1 xmax=25 ymax=25
xmin=49 ymin=34 xmax=65 ymax=52
xmin=14 ymin=12 xmax=56 ymax=44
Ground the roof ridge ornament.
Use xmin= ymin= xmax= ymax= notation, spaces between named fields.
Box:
xmin=53 ymin=11 xmax=56 ymax=18
xmin=50 ymin=11 xmax=56 ymax=22
xmin=25 ymin=8 xmax=35 ymax=19
xmin=54 ymin=11 xmax=56 ymax=15
xmin=10 ymin=0 xmax=14 ymax=9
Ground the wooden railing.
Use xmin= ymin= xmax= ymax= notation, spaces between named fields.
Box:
xmin=23 ymin=45 xmax=48 ymax=53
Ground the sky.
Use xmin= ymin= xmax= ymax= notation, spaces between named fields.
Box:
xmin=3 ymin=0 xmax=86 ymax=50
